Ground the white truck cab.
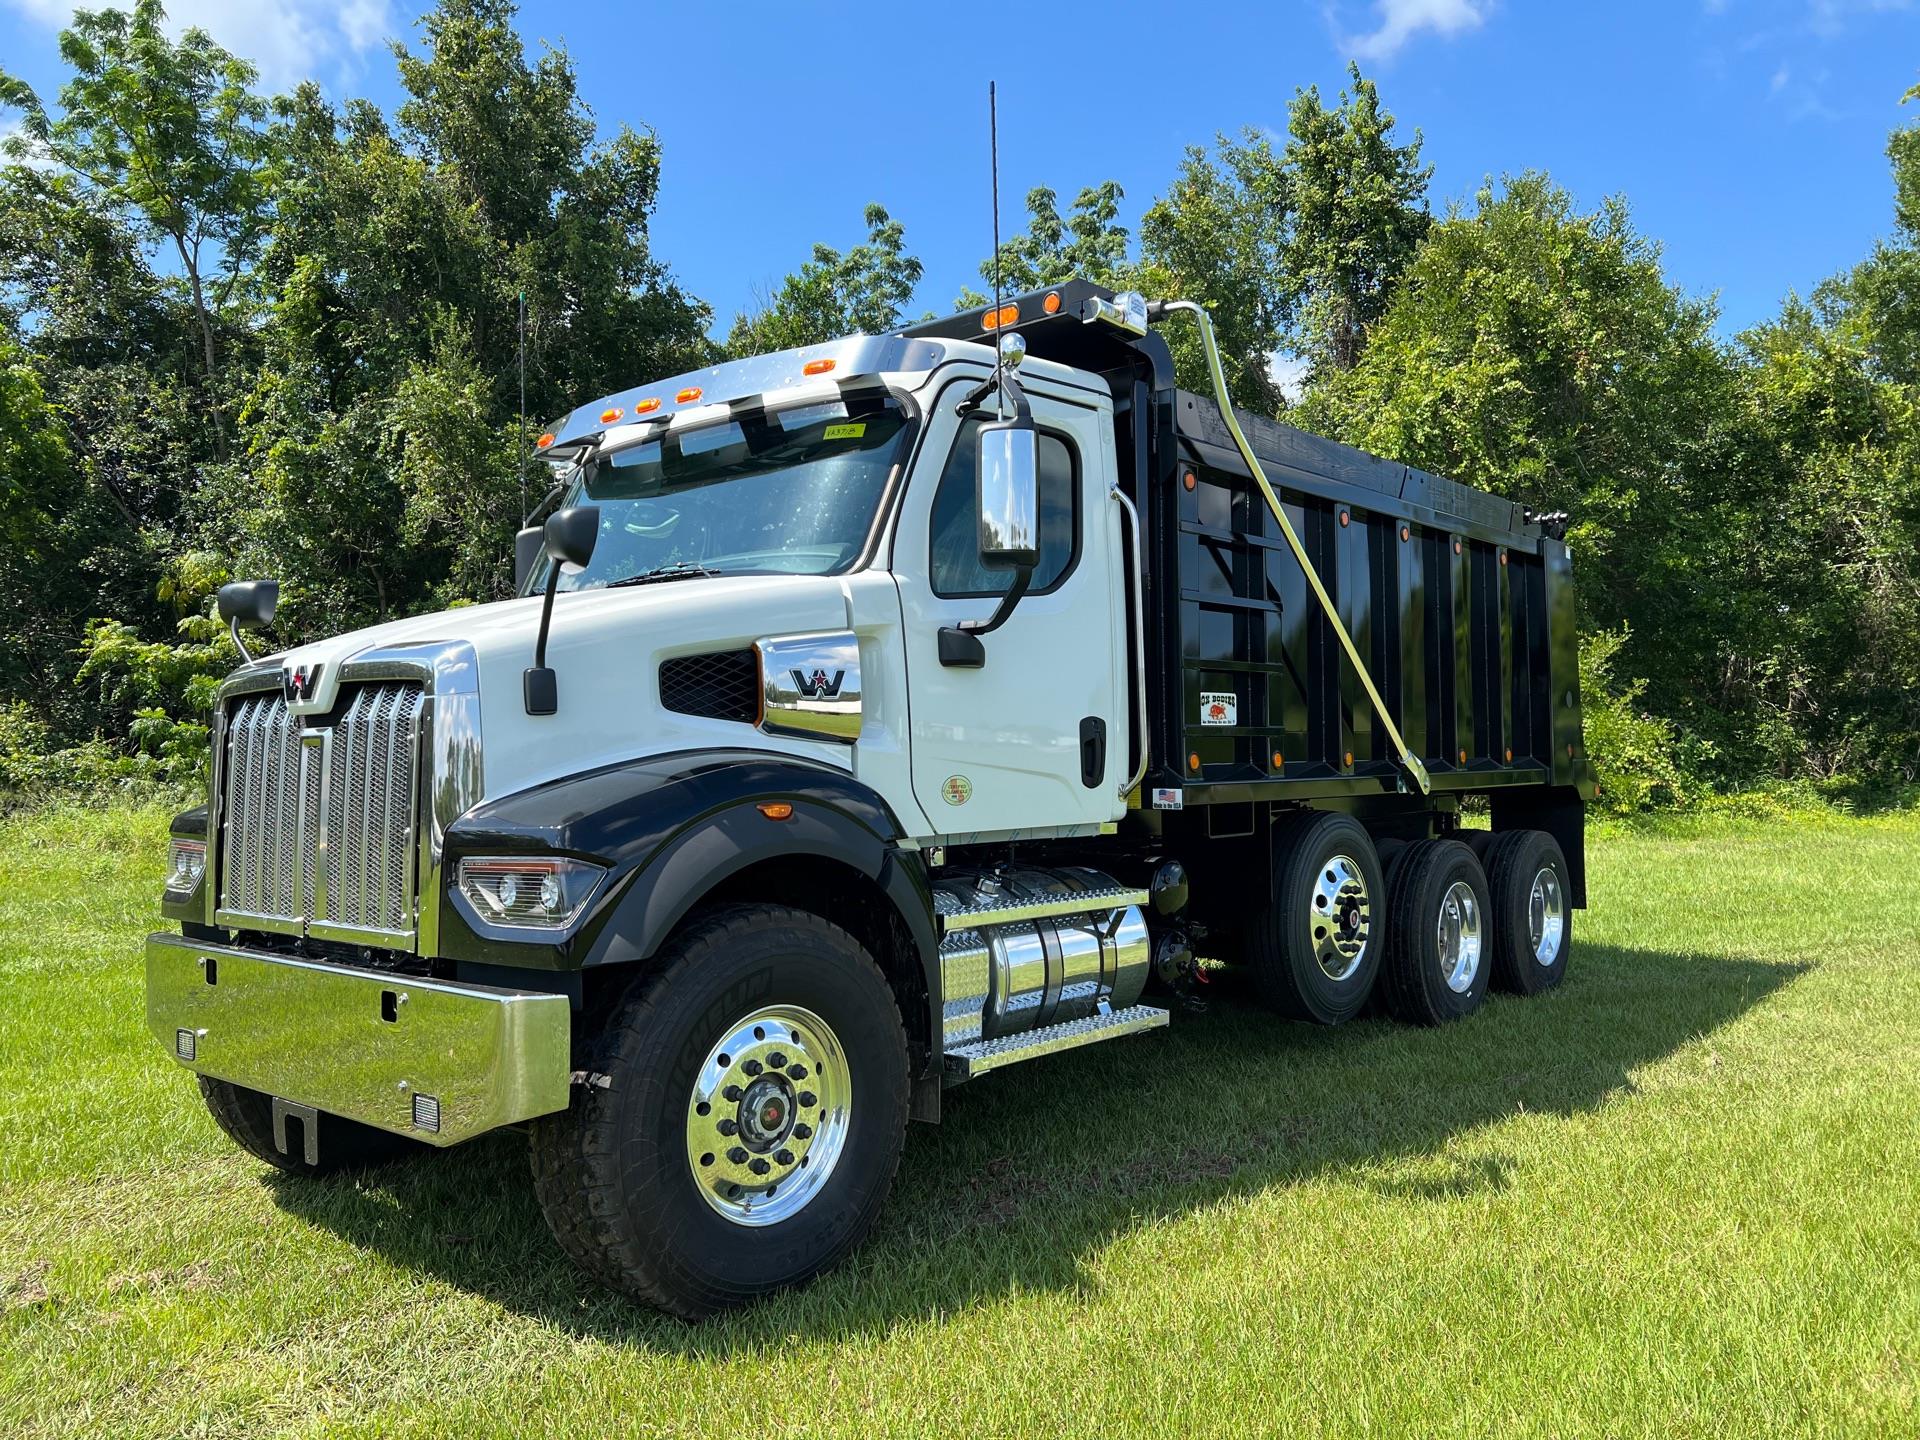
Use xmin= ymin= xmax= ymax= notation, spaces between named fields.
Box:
xmin=148 ymin=281 xmax=1594 ymax=1317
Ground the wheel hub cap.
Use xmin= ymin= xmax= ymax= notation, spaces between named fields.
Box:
xmin=1436 ymin=879 xmax=1483 ymax=994
xmin=685 ymin=1004 xmax=850 ymax=1227
xmin=1309 ymin=854 xmax=1372 ymax=982
xmin=1528 ymin=866 xmax=1566 ymax=965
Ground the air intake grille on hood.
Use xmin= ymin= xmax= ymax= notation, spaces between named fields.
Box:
xmin=660 ymin=649 xmax=758 ymax=724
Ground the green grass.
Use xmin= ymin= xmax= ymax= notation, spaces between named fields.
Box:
xmin=2 ymin=804 xmax=1918 ymax=1438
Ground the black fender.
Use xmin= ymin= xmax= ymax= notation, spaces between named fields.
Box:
xmin=438 ymin=749 xmax=940 ymax=1040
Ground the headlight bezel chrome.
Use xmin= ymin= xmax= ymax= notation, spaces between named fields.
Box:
xmin=454 ymin=856 xmax=607 ymax=932
xmin=165 ymin=837 xmax=207 ymax=896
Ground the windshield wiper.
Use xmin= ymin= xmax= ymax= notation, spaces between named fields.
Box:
xmin=602 ymin=562 xmax=724 ymax=590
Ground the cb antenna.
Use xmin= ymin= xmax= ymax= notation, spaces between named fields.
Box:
xmin=989 ymin=80 xmax=1003 ymax=421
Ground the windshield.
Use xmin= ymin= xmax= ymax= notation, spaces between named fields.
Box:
xmin=530 ymin=390 xmax=914 ymax=593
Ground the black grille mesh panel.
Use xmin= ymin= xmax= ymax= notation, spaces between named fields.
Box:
xmin=660 ymin=649 xmax=758 ymax=724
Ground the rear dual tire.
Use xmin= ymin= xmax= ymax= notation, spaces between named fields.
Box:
xmin=1377 ymin=840 xmax=1492 ymax=1026
xmin=1249 ymin=812 xmax=1385 ymax=1025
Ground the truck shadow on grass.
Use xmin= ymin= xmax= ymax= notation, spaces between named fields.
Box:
xmin=267 ymin=942 xmax=1802 ymax=1352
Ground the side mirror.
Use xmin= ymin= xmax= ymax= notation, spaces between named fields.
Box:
xmin=975 ymin=419 xmax=1039 ymax=571
xmin=217 ymin=580 xmax=279 ymax=665
xmin=543 ymin=505 xmax=600 ymax=570
xmin=514 ymin=525 xmax=544 ymax=592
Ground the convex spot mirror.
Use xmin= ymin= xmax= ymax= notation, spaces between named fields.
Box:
xmin=975 ymin=417 xmax=1038 ymax=571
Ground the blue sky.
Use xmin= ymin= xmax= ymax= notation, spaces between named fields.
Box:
xmin=3 ymin=0 xmax=1917 ymax=344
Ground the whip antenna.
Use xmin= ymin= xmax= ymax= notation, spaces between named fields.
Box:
xmin=990 ymin=81 xmax=1003 ymax=420
xmin=518 ymin=288 xmax=529 ymax=524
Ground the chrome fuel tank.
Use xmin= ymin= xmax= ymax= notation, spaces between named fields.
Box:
xmin=933 ymin=866 xmax=1150 ymax=1051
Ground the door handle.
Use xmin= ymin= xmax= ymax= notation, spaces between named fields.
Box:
xmin=1080 ymin=717 xmax=1107 ymax=789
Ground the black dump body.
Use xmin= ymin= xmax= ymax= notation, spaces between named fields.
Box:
xmin=906 ymin=282 xmax=1596 ymax=891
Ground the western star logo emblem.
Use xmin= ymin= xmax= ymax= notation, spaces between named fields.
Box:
xmin=790 ymin=667 xmax=845 ymax=699
xmin=282 ymin=663 xmax=322 ymax=705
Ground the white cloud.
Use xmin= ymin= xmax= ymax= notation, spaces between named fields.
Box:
xmin=1 ymin=0 xmax=397 ymax=91
xmin=1342 ymin=0 xmax=1491 ymax=62
xmin=1770 ymin=62 xmax=1791 ymax=92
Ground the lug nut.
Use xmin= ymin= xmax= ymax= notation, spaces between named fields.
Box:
xmin=768 ymin=1052 xmax=788 ymax=1069
xmin=792 ymin=1123 xmax=812 ymax=1140
xmin=788 ymin=1064 xmax=808 ymax=1080
xmin=716 ymin=1118 xmax=738 ymax=1136
xmin=774 ymin=1149 xmax=794 ymax=1166
xmin=798 ymin=1090 xmax=817 ymax=1108
xmin=749 ymin=1157 xmax=770 ymax=1176
xmin=722 ymin=1084 xmax=742 ymax=1101
xmin=742 ymin=1059 xmax=763 ymax=1077
xmin=727 ymin=1147 xmax=748 ymax=1164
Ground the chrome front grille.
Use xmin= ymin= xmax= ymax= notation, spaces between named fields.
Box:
xmin=218 ymin=682 xmax=426 ymax=942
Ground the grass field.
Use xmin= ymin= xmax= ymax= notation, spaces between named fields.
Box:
xmin=1 ymin=803 xmax=1917 ymax=1437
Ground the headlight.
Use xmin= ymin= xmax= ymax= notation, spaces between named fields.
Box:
xmin=456 ymin=856 xmax=606 ymax=929
xmin=166 ymin=838 xmax=206 ymax=893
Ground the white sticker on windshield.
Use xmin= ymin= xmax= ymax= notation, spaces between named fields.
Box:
xmin=774 ymin=400 xmax=850 ymax=430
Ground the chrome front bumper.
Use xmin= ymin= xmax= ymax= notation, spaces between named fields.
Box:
xmin=145 ymin=933 xmax=571 ymax=1146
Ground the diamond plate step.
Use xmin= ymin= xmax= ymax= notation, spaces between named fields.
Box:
xmin=938 ymin=886 xmax=1148 ymax=932
xmin=944 ymin=1004 xmax=1169 ymax=1079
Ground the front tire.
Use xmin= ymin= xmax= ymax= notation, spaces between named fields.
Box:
xmin=530 ymin=904 xmax=909 ymax=1318
xmin=1250 ymin=811 xmax=1385 ymax=1024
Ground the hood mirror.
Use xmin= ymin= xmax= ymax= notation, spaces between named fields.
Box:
xmin=217 ymin=580 xmax=279 ymax=665
xmin=525 ymin=505 xmax=600 ymax=716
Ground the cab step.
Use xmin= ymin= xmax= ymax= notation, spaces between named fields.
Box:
xmin=943 ymin=1003 xmax=1169 ymax=1079
xmin=939 ymin=886 xmax=1148 ymax=932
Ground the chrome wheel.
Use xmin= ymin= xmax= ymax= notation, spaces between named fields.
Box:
xmin=1435 ymin=879 xmax=1483 ymax=994
xmin=685 ymin=1004 xmax=850 ymax=1227
xmin=1309 ymin=854 xmax=1372 ymax=983
xmin=1528 ymin=866 xmax=1565 ymax=966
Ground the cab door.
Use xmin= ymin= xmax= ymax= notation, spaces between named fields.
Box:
xmin=891 ymin=377 xmax=1127 ymax=835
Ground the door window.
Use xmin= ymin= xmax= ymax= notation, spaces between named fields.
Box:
xmin=928 ymin=419 xmax=1079 ymax=597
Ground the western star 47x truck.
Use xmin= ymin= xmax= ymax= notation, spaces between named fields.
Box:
xmin=148 ymin=281 xmax=1595 ymax=1317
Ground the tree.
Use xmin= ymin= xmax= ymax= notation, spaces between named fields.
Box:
xmin=0 ymin=0 xmax=272 ymax=454
xmin=727 ymin=204 xmax=923 ymax=355
xmin=959 ymin=181 xmax=1130 ymax=307
xmin=232 ymin=0 xmax=713 ymax=632
xmin=1137 ymin=135 xmax=1292 ymax=411
xmin=1282 ymin=63 xmax=1430 ymax=377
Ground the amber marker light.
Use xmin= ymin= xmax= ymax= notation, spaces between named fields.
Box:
xmin=756 ymin=802 xmax=794 ymax=821
xmin=536 ymin=432 xmax=555 ymax=449
xmin=600 ymin=407 xmax=623 ymax=423
xmin=1183 ymin=471 xmax=1196 ymax=491
xmin=1043 ymin=291 xmax=1062 ymax=314
xmin=1188 ymin=752 xmax=1201 ymax=772
xmin=1459 ymin=748 xmax=1468 ymax=764
xmin=982 ymin=303 xmax=1019 ymax=330
xmin=802 ymin=358 xmax=836 ymax=376
xmin=1344 ymin=750 xmax=1354 ymax=767
xmin=633 ymin=397 xmax=661 ymax=415
xmin=1272 ymin=751 xmax=1285 ymax=768
xmin=1400 ymin=525 xmax=1411 ymax=542
xmin=1339 ymin=510 xmax=1351 ymax=527
xmin=675 ymin=387 xmax=703 ymax=404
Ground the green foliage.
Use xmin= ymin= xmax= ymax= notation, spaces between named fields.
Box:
xmin=1281 ymin=63 xmax=1430 ymax=377
xmin=1137 ymin=136 xmax=1292 ymax=411
xmin=1578 ymin=628 xmax=1688 ymax=814
xmin=727 ymin=204 xmax=923 ymax=354
xmin=960 ymin=181 xmax=1131 ymax=307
